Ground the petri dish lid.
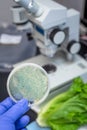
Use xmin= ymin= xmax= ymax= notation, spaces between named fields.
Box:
xmin=7 ymin=63 xmax=49 ymax=106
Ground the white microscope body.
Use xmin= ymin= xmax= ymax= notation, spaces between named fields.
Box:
xmin=14 ymin=0 xmax=80 ymax=57
xmin=29 ymin=0 xmax=80 ymax=58
xmin=14 ymin=0 xmax=87 ymax=109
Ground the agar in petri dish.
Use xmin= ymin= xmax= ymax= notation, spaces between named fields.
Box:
xmin=7 ymin=63 xmax=49 ymax=105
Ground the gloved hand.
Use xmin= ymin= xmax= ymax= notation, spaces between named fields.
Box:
xmin=0 ymin=97 xmax=30 ymax=130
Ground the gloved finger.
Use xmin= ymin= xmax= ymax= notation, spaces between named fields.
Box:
xmin=4 ymin=99 xmax=29 ymax=122
xmin=16 ymin=115 xmax=30 ymax=130
xmin=0 ymin=97 xmax=15 ymax=115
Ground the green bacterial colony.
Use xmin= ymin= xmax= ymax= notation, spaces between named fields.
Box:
xmin=9 ymin=66 xmax=48 ymax=103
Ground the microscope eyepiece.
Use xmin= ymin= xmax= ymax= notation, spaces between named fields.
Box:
xmin=14 ymin=0 xmax=43 ymax=17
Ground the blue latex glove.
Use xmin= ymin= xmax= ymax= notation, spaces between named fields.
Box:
xmin=0 ymin=97 xmax=30 ymax=130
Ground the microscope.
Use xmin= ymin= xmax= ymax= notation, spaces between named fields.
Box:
xmin=13 ymin=0 xmax=87 ymax=110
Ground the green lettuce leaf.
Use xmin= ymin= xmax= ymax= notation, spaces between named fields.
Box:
xmin=37 ymin=77 xmax=87 ymax=130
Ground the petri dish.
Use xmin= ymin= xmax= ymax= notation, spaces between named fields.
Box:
xmin=7 ymin=63 xmax=49 ymax=106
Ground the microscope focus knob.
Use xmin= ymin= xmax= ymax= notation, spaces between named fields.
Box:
xmin=67 ymin=40 xmax=81 ymax=54
xmin=50 ymin=29 xmax=66 ymax=45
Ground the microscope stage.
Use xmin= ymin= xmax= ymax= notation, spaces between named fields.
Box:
xmin=16 ymin=52 xmax=87 ymax=91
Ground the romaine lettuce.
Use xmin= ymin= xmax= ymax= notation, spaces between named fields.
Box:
xmin=37 ymin=77 xmax=87 ymax=130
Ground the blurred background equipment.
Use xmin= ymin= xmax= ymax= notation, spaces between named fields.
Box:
xmin=0 ymin=24 xmax=37 ymax=101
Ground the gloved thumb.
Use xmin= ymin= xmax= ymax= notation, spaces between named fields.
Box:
xmin=3 ymin=99 xmax=29 ymax=122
